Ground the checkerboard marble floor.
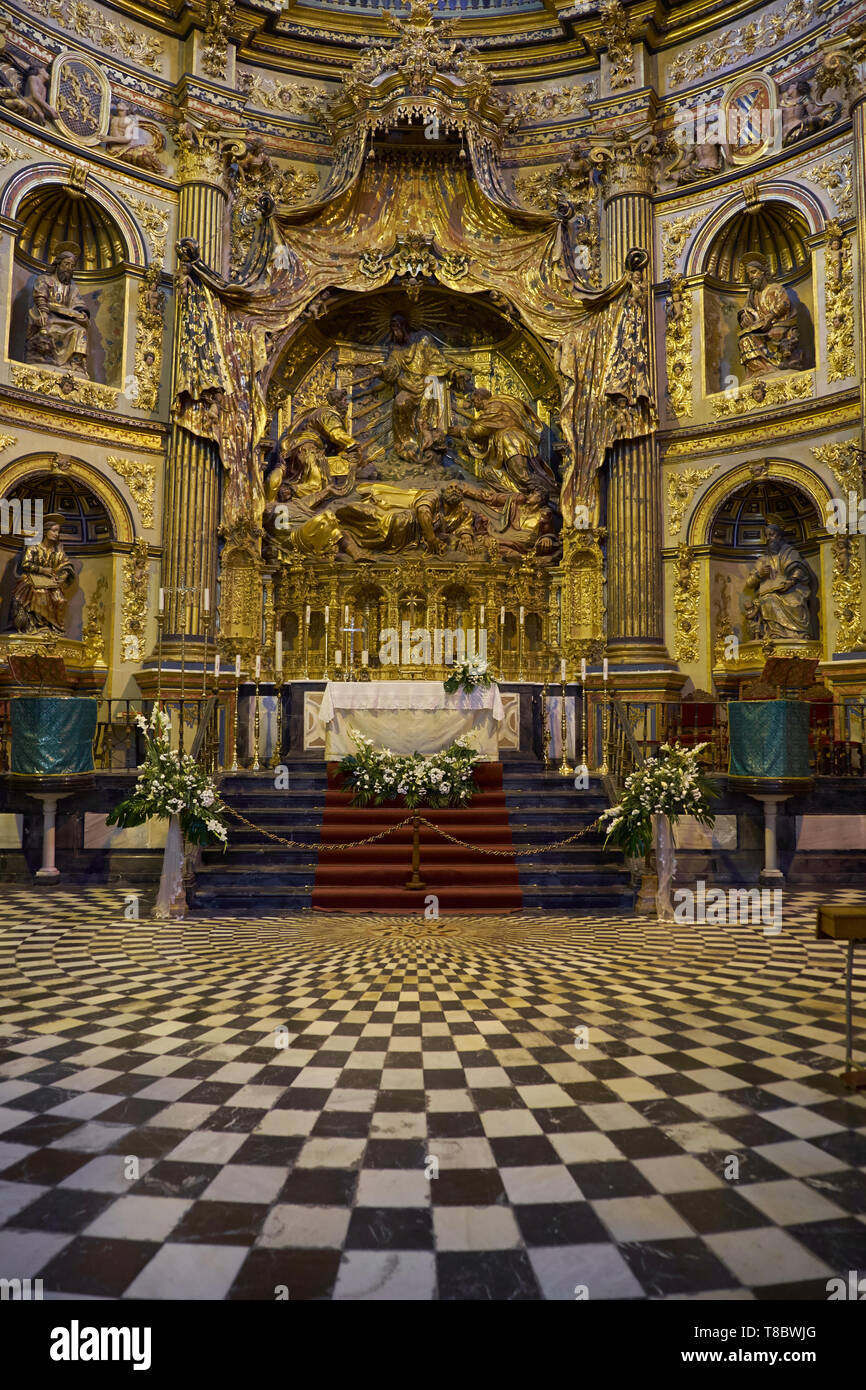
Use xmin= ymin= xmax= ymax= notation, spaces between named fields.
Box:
xmin=0 ymin=886 xmax=865 ymax=1301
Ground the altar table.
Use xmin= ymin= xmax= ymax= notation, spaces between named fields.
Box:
xmin=319 ymin=680 xmax=505 ymax=760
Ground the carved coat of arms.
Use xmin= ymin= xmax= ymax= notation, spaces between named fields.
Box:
xmin=49 ymin=52 xmax=111 ymax=145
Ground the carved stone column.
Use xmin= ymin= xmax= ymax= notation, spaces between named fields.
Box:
xmin=159 ymin=128 xmax=232 ymax=646
xmin=601 ymin=135 xmax=671 ymax=664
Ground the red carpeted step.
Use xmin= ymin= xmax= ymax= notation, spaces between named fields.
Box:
xmin=313 ymin=761 xmax=522 ymax=913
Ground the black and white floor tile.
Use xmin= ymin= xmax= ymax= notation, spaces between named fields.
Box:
xmin=0 ymin=887 xmax=864 ymax=1300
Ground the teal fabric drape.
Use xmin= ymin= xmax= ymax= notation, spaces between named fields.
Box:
xmin=10 ymin=697 xmax=97 ymax=775
xmin=727 ymin=700 xmax=810 ymax=779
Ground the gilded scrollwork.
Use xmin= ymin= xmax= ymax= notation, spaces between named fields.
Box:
xmin=811 ymin=441 xmax=864 ymax=497
xmin=661 ymin=211 xmax=705 ymax=281
xmin=121 ymin=537 xmax=149 ymax=663
xmin=824 ymin=220 xmax=855 ymax=385
xmin=805 ymin=152 xmax=853 ymax=220
xmin=82 ymin=573 xmax=109 ymax=667
xmin=673 ymin=543 xmax=701 ymax=663
xmin=28 ymin=0 xmax=164 ymax=72
xmin=505 ymin=82 xmax=595 ymax=123
xmin=668 ymin=0 xmax=814 ymax=89
xmin=11 ymin=364 xmax=118 ymax=410
xmin=0 ymin=433 xmax=16 ymax=455
xmin=202 ymin=0 xmax=236 ymax=80
xmin=667 ymin=465 xmax=718 ymax=538
xmin=665 ymin=274 xmax=693 ymax=423
xmin=108 ymin=456 xmax=156 ymax=529
xmin=598 ymin=0 xmax=637 ymax=91
xmin=831 ymin=534 xmax=866 ymax=653
xmin=709 ymin=372 xmax=814 ymax=418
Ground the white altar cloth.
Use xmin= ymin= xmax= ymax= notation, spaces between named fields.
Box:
xmin=320 ymin=680 xmax=504 ymax=759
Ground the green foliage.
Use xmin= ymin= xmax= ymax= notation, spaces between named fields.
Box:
xmin=600 ymin=742 xmax=716 ymax=860
xmin=443 ymin=655 xmax=493 ymax=696
xmin=106 ymin=707 xmax=228 ymax=848
xmin=338 ymin=732 xmax=480 ymax=809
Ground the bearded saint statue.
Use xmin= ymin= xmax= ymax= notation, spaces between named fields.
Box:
xmin=743 ymin=517 xmax=813 ymax=641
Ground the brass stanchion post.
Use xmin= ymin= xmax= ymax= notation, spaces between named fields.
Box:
xmin=406 ymin=811 xmax=426 ymax=890
xmin=559 ymin=674 xmax=572 ymax=777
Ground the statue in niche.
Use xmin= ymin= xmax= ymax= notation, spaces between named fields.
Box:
xmin=736 ymin=254 xmax=802 ymax=377
xmin=451 ymin=388 xmax=556 ymax=495
xmin=665 ymin=135 xmax=728 ymax=185
xmin=780 ymin=77 xmax=839 ymax=146
xmin=100 ymin=101 xmax=166 ymax=174
xmin=25 ymin=243 xmax=90 ymax=377
xmin=11 ymin=515 xmax=74 ymax=634
xmin=743 ymin=517 xmax=813 ymax=641
xmin=377 ymin=313 xmax=465 ymax=470
xmin=271 ymin=387 xmax=374 ymax=506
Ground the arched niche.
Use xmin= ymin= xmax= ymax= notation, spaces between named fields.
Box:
xmin=691 ymin=462 xmax=831 ymax=657
xmin=4 ymin=178 xmax=138 ymax=387
xmin=696 ymin=198 xmax=817 ymax=394
xmin=0 ymin=465 xmax=122 ymax=641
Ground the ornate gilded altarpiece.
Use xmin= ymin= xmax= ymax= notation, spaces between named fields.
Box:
xmin=171 ymin=2 xmax=655 ymax=678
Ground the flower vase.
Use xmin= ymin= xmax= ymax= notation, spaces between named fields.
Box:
xmin=153 ymin=815 xmax=187 ymax=920
xmin=654 ymin=813 xmax=676 ymax=922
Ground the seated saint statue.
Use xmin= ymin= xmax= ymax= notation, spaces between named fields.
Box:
xmin=737 ymin=254 xmax=802 ymax=377
xmin=379 ymin=313 xmax=463 ymax=469
xmin=451 ymin=388 xmax=556 ymax=495
xmin=100 ymin=101 xmax=165 ymax=174
xmin=743 ymin=518 xmax=812 ymax=641
xmin=11 ymin=514 xmax=74 ymax=633
xmin=273 ymin=387 xmax=362 ymax=505
xmin=25 ymin=243 xmax=90 ymax=376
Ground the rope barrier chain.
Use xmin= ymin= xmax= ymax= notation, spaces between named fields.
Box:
xmin=224 ymin=805 xmax=607 ymax=857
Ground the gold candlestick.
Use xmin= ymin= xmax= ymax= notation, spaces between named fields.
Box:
xmin=253 ymin=669 xmax=261 ymax=772
xmin=581 ymin=671 xmax=588 ymax=773
xmin=231 ymin=664 xmax=239 ymax=773
xmin=271 ymin=672 xmax=284 ymax=769
xmin=559 ymin=676 xmax=572 ymax=776
xmin=156 ymin=612 xmax=164 ymax=707
xmin=541 ymin=678 xmax=551 ymax=771
xmin=600 ymin=675 xmax=609 ymax=776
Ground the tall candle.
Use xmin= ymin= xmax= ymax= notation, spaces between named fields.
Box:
xmin=560 ymin=658 xmax=566 ymax=682
xmin=305 ymin=604 xmax=311 ymax=624
xmin=519 ymin=606 xmax=525 ymax=625
xmin=158 ymin=587 xmax=164 ymax=612
xmin=203 ymin=588 xmax=210 ymax=613
xmin=214 ymin=654 xmax=220 ymax=681
xmin=479 ymin=604 xmax=485 ymax=625
xmin=344 ymin=604 xmax=349 ymax=624
xmin=603 ymin=658 xmax=609 ymax=681
xmin=275 ymin=631 xmax=283 ymax=671
xmin=324 ymin=605 xmax=330 ymax=624
xmin=581 ymin=658 xmax=586 ymax=682
xmin=335 ymin=650 xmax=342 ymax=666
xmin=500 ymin=606 xmax=505 ymax=625
xmin=255 ymin=654 xmax=261 ymax=680
xmin=235 ymin=654 xmax=241 ymax=679
xmin=362 ymin=650 xmax=369 ymax=666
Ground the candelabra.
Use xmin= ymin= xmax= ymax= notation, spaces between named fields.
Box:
xmin=581 ymin=670 xmax=588 ymax=773
xmin=558 ymin=674 xmax=572 ymax=777
xmin=270 ymin=672 xmax=284 ymax=770
xmin=518 ymin=611 xmax=526 ymax=682
xmin=231 ymin=662 xmax=239 ymax=773
xmin=253 ymin=666 xmax=262 ymax=772
xmin=541 ymin=677 xmax=551 ymax=771
xmin=155 ymin=612 xmax=164 ymax=707
xmin=600 ymin=673 xmax=610 ymax=777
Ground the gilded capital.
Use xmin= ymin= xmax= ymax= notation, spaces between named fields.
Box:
xmin=598 ymin=129 xmax=658 ymax=199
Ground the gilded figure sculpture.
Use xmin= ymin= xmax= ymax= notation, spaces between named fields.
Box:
xmin=780 ymin=77 xmax=840 ymax=146
xmin=0 ymin=62 xmax=58 ymax=126
xmin=376 ymin=313 xmax=464 ymax=470
xmin=451 ymin=388 xmax=556 ymax=495
xmin=100 ymin=101 xmax=166 ymax=174
xmin=737 ymin=254 xmax=802 ymax=377
xmin=743 ymin=518 xmax=813 ymax=641
xmin=25 ymin=243 xmax=90 ymax=377
xmin=272 ymin=387 xmax=371 ymax=506
xmin=11 ymin=515 xmax=74 ymax=634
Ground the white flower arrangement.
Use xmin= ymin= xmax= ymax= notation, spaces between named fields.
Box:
xmin=600 ymin=742 xmax=715 ymax=860
xmin=443 ymin=654 xmax=493 ymax=696
xmin=107 ymin=706 xmax=228 ymax=846
xmin=339 ymin=732 xmax=480 ymax=809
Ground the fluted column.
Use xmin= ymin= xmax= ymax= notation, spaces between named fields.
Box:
xmin=602 ymin=137 xmax=670 ymax=662
xmin=852 ymin=92 xmax=866 ymax=450
xmin=160 ymin=136 xmax=230 ymax=643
